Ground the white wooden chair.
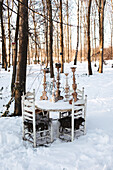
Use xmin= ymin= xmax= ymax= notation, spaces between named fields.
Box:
xmin=59 ymin=87 xmax=85 ymax=119
xmin=76 ymin=87 xmax=84 ymax=100
xmin=58 ymin=95 xmax=87 ymax=142
xmin=22 ymin=89 xmax=53 ymax=147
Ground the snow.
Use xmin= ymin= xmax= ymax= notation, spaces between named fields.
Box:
xmin=0 ymin=61 xmax=113 ymax=170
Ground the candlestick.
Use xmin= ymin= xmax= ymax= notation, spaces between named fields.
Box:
xmin=69 ymin=66 xmax=77 ymax=104
xmin=40 ymin=68 xmax=48 ymax=100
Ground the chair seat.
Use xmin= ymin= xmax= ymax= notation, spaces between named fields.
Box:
xmin=58 ymin=116 xmax=85 ymax=130
xmin=24 ymin=118 xmax=51 ymax=132
xmin=35 ymin=108 xmax=42 ymax=114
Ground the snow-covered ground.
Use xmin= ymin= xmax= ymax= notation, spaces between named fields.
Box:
xmin=0 ymin=61 xmax=113 ymax=170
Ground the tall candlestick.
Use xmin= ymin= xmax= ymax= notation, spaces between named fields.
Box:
xmin=55 ymin=63 xmax=63 ymax=101
xmin=64 ymin=73 xmax=70 ymax=101
xmin=40 ymin=68 xmax=48 ymax=100
xmin=69 ymin=66 xmax=77 ymax=104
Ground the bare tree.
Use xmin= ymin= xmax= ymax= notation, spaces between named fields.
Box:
xmin=80 ymin=0 xmax=83 ymax=63
xmin=15 ymin=0 xmax=28 ymax=116
xmin=42 ymin=0 xmax=48 ymax=67
xmin=60 ymin=0 xmax=64 ymax=73
xmin=87 ymin=0 xmax=92 ymax=75
xmin=95 ymin=0 xmax=106 ymax=73
xmin=0 ymin=0 xmax=7 ymax=70
xmin=111 ymin=0 xmax=113 ymax=59
xmin=46 ymin=0 xmax=54 ymax=77
xmin=11 ymin=2 xmax=19 ymax=94
xmin=7 ymin=0 xmax=13 ymax=68
xmin=66 ymin=0 xmax=69 ymax=63
xmin=74 ymin=0 xmax=79 ymax=65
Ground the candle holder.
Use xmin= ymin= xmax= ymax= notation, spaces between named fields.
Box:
xmin=69 ymin=66 xmax=77 ymax=104
xmin=55 ymin=63 xmax=63 ymax=101
xmin=64 ymin=73 xmax=70 ymax=101
xmin=40 ymin=68 xmax=48 ymax=100
xmin=50 ymin=78 xmax=57 ymax=102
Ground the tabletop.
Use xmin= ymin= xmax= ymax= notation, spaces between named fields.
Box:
xmin=35 ymin=99 xmax=85 ymax=112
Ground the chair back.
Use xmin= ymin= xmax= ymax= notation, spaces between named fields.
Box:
xmin=22 ymin=89 xmax=36 ymax=147
xmin=76 ymin=87 xmax=84 ymax=100
xmin=71 ymin=95 xmax=87 ymax=141
xmin=22 ymin=89 xmax=35 ymax=121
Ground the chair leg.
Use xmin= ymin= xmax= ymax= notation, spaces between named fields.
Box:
xmin=57 ymin=121 xmax=60 ymax=138
xmin=84 ymin=95 xmax=87 ymax=135
xmin=50 ymin=122 xmax=53 ymax=142
xmin=33 ymin=117 xmax=36 ymax=148
xmin=22 ymin=125 xmax=25 ymax=140
xmin=71 ymin=99 xmax=74 ymax=142
xmin=22 ymin=115 xmax=25 ymax=140
xmin=83 ymin=121 xmax=86 ymax=135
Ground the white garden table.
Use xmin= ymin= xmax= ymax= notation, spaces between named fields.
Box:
xmin=35 ymin=99 xmax=85 ymax=118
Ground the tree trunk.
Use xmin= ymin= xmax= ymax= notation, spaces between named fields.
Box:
xmin=11 ymin=3 xmax=19 ymax=94
xmin=7 ymin=0 xmax=13 ymax=68
xmin=74 ymin=0 xmax=79 ymax=65
xmin=42 ymin=0 xmax=48 ymax=67
xmin=87 ymin=0 xmax=92 ymax=75
xmin=57 ymin=22 xmax=59 ymax=62
xmin=47 ymin=0 xmax=54 ymax=77
xmin=83 ymin=2 xmax=87 ymax=61
xmin=80 ymin=0 xmax=83 ymax=63
xmin=111 ymin=0 xmax=113 ymax=59
xmin=94 ymin=10 xmax=97 ymax=65
xmin=1 ymin=0 xmax=7 ymax=70
xmin=99 ymin=0 xmax=106 ymax=73
xmin=60 ymin=0 xmax=64 ymax=73
xmin=32 ymin=4 xmax=37 ymax=63
xmin=70 ymin=25 xmax=72 ymax=61
xmin=14 ymin=0 xmax=28 ymax=116
xmin=66 ymin=0 xmax=69 ymax=63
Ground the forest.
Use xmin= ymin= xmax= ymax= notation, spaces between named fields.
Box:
xmin=0 ymin=0 xmax=113 ymax=169
xmin=0 ymin=0 xmax=113 ymax=116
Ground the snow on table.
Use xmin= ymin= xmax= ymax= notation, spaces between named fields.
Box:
xmin=35 ymin=99 xmax=85 ymax=112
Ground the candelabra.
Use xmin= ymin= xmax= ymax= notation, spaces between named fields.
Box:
xmin=69 ymin=66 xmax=77 ymax=104
xmin=40 ymin=68 xmax=48 ymax=100
xmin=55 ymin=63 xmax=63 ymax=101
xmin=64 ymin=73 xmax=70 ymax=101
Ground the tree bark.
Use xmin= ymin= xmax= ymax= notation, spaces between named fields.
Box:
xmin=66 ymin=0 xmax=69 ymax=63
xmin=14 ymin=0 xmax=28 ymax=116
xmin=87 ymin=0 xmax=92 ymax=75
xmin=80 ymin=0 xmax=83 ymax=63
xmin=11 ymin=3 xmax=19 ymax=94
xmin=98 ymin=0 xmax=106 ymax=73
xmin=74 ymin=0 xmax=79 ymax=65
xmin=60 ymin=0 xmax=64 ymax=73
xmin=42 ymin=0 xmax=48 ymax=67
xmin=94 ymin=10 xmax=97 ymax=65
xmin=0 ymin=0 xmax=7 ymax=70
xmin=111 ymin=0 xmax=113 ymax=59
xmin=57 ymin=21 xmax=59 ymax=62
xmin=7 ymin=0 xmax=13 ymax=68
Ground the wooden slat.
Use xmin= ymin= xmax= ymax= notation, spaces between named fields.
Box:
xmin=74 ymin=105 xmax=84 ymax=110
xmin=25 ymin=97 xmax=34 ymax=101
xmin=74 ymin=110 xmax=82 ymax=115
xmin=24 ymin=115 xmax=33 ymax=121
xmin=38 ymin=135 xmax=51 ymax=140
xmin=23 ymin=100 xmax=33 ymax=107
xmin=25 ymin=92 xmax=34 ymax=97
xmin=24 ymin=106 xmax=32 ymax=112
xmin=74 ymin=99 xmax=85 ymax=106
xmin=24 ymin=111 xmax=33 ymax=118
